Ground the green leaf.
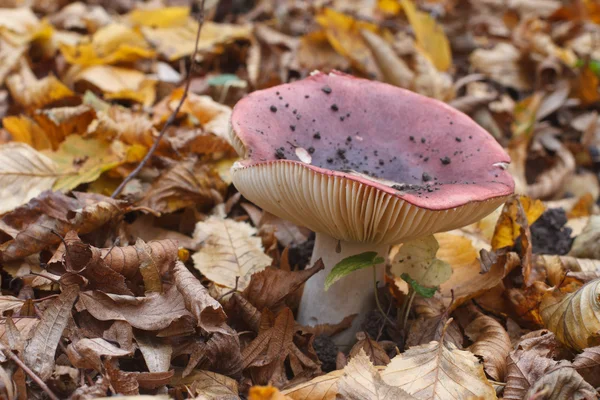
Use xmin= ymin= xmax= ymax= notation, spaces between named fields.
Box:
xmin=401 ymin=273 xmax=437 ymax=298
xmin=325 ymin=251 xmax=384 ymax=291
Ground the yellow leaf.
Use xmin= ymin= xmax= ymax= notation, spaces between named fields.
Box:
xmin=492 ymin=196 xmax=545 ymax=250
xmin=0 ymin=143 xmax=59 ymax=214
xmin=7 ymin=63 xmax=75 ymax=110
xmin=315 ymin=8 xmax=383 ymax=75
xmin=60 ymin=23 xmax=155 ymax=66
xmin=141 ymin=19 xmax=252 ymax=61
xmin=0 ymin=8 xmax=43 ymax=45
xmin=3 ymin=115 xmax=52 ymax=150
xmin=378 ymin=0 xmax=402 ymax=15
xmin=400 ymin=0 xmax=451 ymax=71
xmin=191 ymin=216 xmax=272 ymax=291
xmin=128 ymin=6 xmax=190 ymax=28
xmin=391 ymin=235 xmax=452 ymax=288
xmin=45 ymin=135 xmax=123 ymax=191
xmin=73 ymin=65 xmax=156 ymax=107
xmin=249 ymin=386 xmax=292 ymax=400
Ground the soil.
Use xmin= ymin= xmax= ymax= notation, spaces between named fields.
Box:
xmin=530 ymin=208 xmax=573 ymax=255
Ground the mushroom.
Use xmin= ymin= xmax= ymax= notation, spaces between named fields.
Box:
xmin=229 ymin=71 xmax=514 ymax=345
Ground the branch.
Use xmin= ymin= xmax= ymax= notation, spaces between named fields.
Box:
xmin=111 ymin=0 xmax=207 ymax=198
xmin=1 ymin=345 xmax=59 ymax=400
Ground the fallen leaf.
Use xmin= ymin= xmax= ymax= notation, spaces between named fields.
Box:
xmin=134 ymin=332 xmax=172 ymax=373
xmin=326 ymin=251 xmax=384 ymax=291
xmin=400 ymin=0 xmax=451 ymax=71
xmin=337 ymin=349 xmax=415 ymax=400
xmin=192 ymin=215 xmax=272 ymax=291
xmin=23 ymin=285 xmax=79 ymax=380
xmin=188 ymin=370 xmax=239 ymax=399
xmin=141 ymin=19 xmax=252 ymax=61
xmin=573 ymin=346 xmax=600 ymax=387
xmin=0 ymin=142 xmax=59 ymax=214
xmin=128 ymin=6 xmax=189 ymax=29
xmin=281 ymin=370 xmax=342 ymax=400
xmin=569 ymin=215 xmax=600 ymax=259
xmin=491 ymin=196 xmax=545 ymax=250
xmin=67 ymin=337 xmax=132 ymax=371
xmin=540 ymin=279 xmax=600 ymax=350
xmin=6 ymin=62 xmax=75 ymax=110
xmin=242 ymin=260 xmax=324 ymax=313
xmin=470 ymin=43 xmax=531 ymax=91
xmin=173 ymin=261 xmax=228 ymax=334
xmin=77 ymin=285 xmax=193 ymax=331
xmin=46 ymin=135 xmax=124 ymax=192
xmin=250 ymin=386 xmax=292 ymax=400
xmin=60 ymin=23 xmax=154 ymax=66
xmin=138 ymin=158 xmax=226 ymax=214
xmin=348 ymin=332 xmax=391 ymax=366
xmin=381 ymin=332 xmax=497 ymax=399
xmin=361 ymin=29 xmax=414 ymax=89
xmin=465 ymin=314 xmax=512 ymax=381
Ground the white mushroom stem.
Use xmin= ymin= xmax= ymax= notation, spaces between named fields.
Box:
xmin=297 ymin=232 xmax=389 ymax=349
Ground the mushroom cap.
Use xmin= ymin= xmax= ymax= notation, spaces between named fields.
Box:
xmin=230 ymin=71 xmax=514 ymax=244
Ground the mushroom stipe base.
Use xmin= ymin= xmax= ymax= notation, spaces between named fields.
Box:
xmin=298 ymin=232 xmax=389 ymax=349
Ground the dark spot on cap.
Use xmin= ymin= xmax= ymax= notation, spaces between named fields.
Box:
xmin=275 ymin=149 xmax=285 ymax=159
xmin=285 ymin=103 xmax=289 ymax=108
xmin=308 ymin=147 xmax=315 ymax=154
xmin=322 ymin=86 xmax=332 ymax=94
xmin=305 ymin=95 xmax=309 ymax=99
xmin=290 ymin=125 xmax=296 ymax=131
xmin=346 ymin=136 xmax=352 ymax=142
xmin=422 ymin=172 xmax=432 ymax=182
xmin=379 ymin=159 xmax=384 ymax=166
xmin=455 ymin=137 xmax=462 ymax=142
xmin=409 ymin=136 xmax=415 ymax=142
xmin=340 ymin=116 xmax=345 ymax=121
xmin=313 ymin=132 xmax=321 ymax=139
xmin=424 ymin=157 xmax=429 ymax=162
xmin=270 ymin=105 xmax=277 ymax=112
xmin=331 ymin=104 xmax=339 ymax=111
xmin=421 ymin=138 xmax=426 ymax=143
xmin=327 ymin=157 xmax=333 ymax=163
xmin=441 ymin=156 xmax=451 ymax=165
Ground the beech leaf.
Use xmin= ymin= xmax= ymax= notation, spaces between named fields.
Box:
xmin=192 ymin=215 xmax=272 ymax=291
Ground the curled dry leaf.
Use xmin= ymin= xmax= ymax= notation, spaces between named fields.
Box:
xmin=77 ymin=285 xmax=193 ymax=331
xmin=465 ymin=314 xmax=512 ymax=381
xmin=540 ymin=279 xmax=600 ymax=350
xmin=406 ymin=314 xmax=463 ymax=349
xmin=100 ymin=238 xmax=178 ymax=279
xmin=391 ymin=235 xmax=452 ymax=289
xmin=134 ymin=332 xmax=172 ymax=373
xmin=573 ymin=346 xmax=600 ymax=387
xmin=349 ymin=332 xmax=391 ymax=367
xmin=138 ymin=158 xmax=226 ymax=214
xmin=569 ymin=215 xmax=600 ymax=259
xmin=281 ymin=370 xmax=342 ymax=400
xmin=361 ymin=29 xmax=414 ymax=89
xmin=23 ymin=285 xmax=79 ymax=380
xmin=67 ymin=337 xmax=132 ymax=371
xmin=6 ymin=62 xmax=75 ymax=110
xmin=470 ymin=43 xmax=530 ymax=90
xmin=242 ymin=259 xmax=324 ymax=312
xmin=187 ymin=370 xmax=239 ymax=400
xmin=0 ymin=191 xmax=127 ymax=262
xmin=173 ymin=261 xmax=228 ymax=334
xmin=192 ymin=215 xmax=272 ymax=291
xmin=0 ymin=142 xmax=59 ymax=214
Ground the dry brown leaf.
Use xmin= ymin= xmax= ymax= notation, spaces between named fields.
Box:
xmin=504 ymin=350 xmax=595 ymax=399
xmin=0 ymin=191 xmax=127 ymax=262
xmin=134 ymin=332 xmax=172 ymax=373
xmin=569 ymin=215 xmax=600 ymax=259
xmin=406 ymin=314 xmax=463 ymax=349
xmin=192 ymin=215 xmax=272 ymax=291
xmin=361 ymin=29 xmax=414 ymax=89
xmin=337 ymin=349 xmax=415 ymax=400
xmin=173 ymin=261 xmax=228 ymax=334
xmin=348 ymin=332 xmax=391 ymax=367
xmin=0 ymin=143 xmax=59 ymax=215
xmin=250 ymin=386 xmax=292 ymax=400
xmin=77 ymin=285 xmax=193 ymax=331
xmin=381 ymin=330 xmax=497 ymax=399
xmin=540 ymin=279 xmax=600 ymax=350
xmin=23 ymin=285 xmax=79 ymax=380
xmin=465 ymin=314 xmax=511 ymax=381
xmin=100 ymin=238 xmax=178 ymax=279
xmin=242 ymin=260 xmax=324 ymax=313
xmin=66 ymin=337 xmax=132 ymax=371
xmin=138 ymin=158 xmax=226 ymax=214
xmin=573 ymin=346 xmax=600 ymax=387
xmin=188 ymin=370 xmax=239 ymax=399
xmin=6 ymin=62 xmax=75 ymax=110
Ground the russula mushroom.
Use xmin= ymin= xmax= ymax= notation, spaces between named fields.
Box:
xmin=229 ymin=71 xmax=514 ymax=345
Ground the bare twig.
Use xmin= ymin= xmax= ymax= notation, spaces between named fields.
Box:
xmin=1 ymin=345 xmax=59 ymax=400
xmin=111 ymin=0 xmax=207 ymax=198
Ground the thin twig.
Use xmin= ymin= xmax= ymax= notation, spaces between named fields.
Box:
xmin=111 ymin=0 xmax=207 ymax=198
xmin=401 ymin=287 xmax=417 ymax=331
xmin=1 ymin=346 xmax=59 ymax=400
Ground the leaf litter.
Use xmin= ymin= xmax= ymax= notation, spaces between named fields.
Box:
xmin=0 ymin=0 xmax=598 ymax=399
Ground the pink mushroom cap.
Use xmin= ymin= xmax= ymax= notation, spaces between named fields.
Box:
xmin=230 ymin=71 xmax=514 ymax=244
